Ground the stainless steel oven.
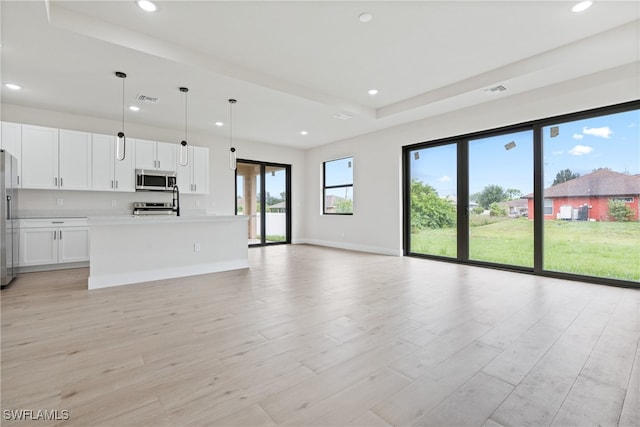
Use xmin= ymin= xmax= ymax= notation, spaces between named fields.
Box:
xmin=135 ymin=169 xmax=177 ymax=192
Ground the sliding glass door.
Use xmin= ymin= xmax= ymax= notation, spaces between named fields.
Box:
xmin=542 ymin=109 xmax=640 ymax=282
xmin=468 ymin=130 xmax=533 ymax=267
xmin=236 ymin=160 xmax=291 ymax=246
xmin=404 ymin=101 xmax=639 ymax=287
xmin=407 ymin=144 xmax=458 ymax=258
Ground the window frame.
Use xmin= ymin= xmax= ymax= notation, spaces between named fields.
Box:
xmin=323 ymin=156 xmax=354 ymax=215
xmin=403 ymin=99 xmax=640 ymax=289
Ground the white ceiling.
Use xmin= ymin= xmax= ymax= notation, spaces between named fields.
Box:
xmin=1 ymin=1 xmax=639 ymax=149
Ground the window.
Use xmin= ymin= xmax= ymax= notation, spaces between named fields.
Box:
xmin=404 ymin=101 xmax=639 ymax=286
xmin=323 ymin=157 xmax=353 ymax=214
xmin=611 ymin=197 xmax=634 ymax=203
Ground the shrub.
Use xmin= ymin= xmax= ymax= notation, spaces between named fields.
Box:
xmin=489 ymin=202 xmax=507 ymax=217
xmin=608 ymin=199 xmax=635 ymax=222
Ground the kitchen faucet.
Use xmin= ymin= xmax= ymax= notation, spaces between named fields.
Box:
xmin=172 ymin=185 xmax=180 ymax=216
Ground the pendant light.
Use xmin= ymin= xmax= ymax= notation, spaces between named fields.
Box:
xmin=179 ymin=87 xmax=189 ymax=166
xmin=228 ymin=98 xmax=237 ymax=171
xmin=115 ymin=71 xmax=127 ymax=161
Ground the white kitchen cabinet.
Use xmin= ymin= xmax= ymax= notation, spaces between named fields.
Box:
xmin=134 ymin=139 xmax=175 ymax=171
xmin=18 ymin=218 xmax=89 ymax=267
xmin=21 ymin=125 xmax=58 ymax=189
xmin=176 ymin=145 xmax=209 ymax=194
xmin=58 ymin=129 xmax=92 ymax=190
xmin=21 ymin=126 xmax=92 ymax=190
xmin=92 ymin=133 xmax=136 ymax=192
xmin=1 ymin=122 xmax=22 ymax=187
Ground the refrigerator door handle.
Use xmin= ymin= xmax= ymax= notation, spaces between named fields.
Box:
xmin=5 ymin=195 xmax=11 ymax=220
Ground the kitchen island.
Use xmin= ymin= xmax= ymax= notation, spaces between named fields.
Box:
xmin=87 ymin=215 xmax=249 ymax=289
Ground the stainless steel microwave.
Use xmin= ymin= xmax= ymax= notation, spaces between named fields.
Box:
xmin=135 ymin=169 xmax=177 ymax=192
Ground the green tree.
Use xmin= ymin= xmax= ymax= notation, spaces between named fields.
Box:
xmin=477 ymin=185 xmax=507 ymax=209
xmin=553 ymin=169 xmax=580 ymax=185
xmin=608 ymin=199 xmax=634 ymax=222
xmin=505 ymin=188 xmax=522 ymax=200
xmin=335 ymin=198 xmax=353 ymax=214
xmin=410 ymin=180 xmax=456 ymax=232
xmin=489 ymin=202 xmax=507 ymax=217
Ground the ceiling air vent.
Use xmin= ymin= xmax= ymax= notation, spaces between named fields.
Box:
xmin=333 ymin=113 xmax=353 ymax=120
xmin=484 ymin=85 xmax=508 ymax=94
xmin=135 ymin=94 xmax=159 ymax=104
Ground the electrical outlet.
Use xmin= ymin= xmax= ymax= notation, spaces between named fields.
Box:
xmin=56 ymin=198 xmax=63 ymax=206
xmin=193 ymin=243 xmax=201 ymax=252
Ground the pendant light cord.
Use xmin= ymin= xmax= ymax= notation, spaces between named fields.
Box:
xmin=121 ymin=76 xmax=125 ymax=135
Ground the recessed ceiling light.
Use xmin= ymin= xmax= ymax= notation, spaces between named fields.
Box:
xmin=129 ymin=105 xmax=140 ymax=112
xmin=215 ymin=121 xmax=224 ymax=127
xmin=359 ymin=12 xmax=373 ymax=23
xmin=5 ymin=83 xmax=21 ymax=90
xmin=368 ymin=89 xmax=378 ymax=95
xmin=571 ymin=1 xmax=593 ymax=13
xmin=137 ymin=0 xmax=157 ymax=13
xmin=300 ymin=131 xmax=308 ymax=136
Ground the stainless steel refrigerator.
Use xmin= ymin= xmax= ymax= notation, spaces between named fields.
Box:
xmin=1 ymin=149 xmax=19 ymax=287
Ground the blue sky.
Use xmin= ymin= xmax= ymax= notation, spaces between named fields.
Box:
xmin=410 ymin=108 xmax=639 ymax=197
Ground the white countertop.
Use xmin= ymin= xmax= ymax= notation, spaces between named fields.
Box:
xmin=88 ymin=214 xmax=249 ymax=226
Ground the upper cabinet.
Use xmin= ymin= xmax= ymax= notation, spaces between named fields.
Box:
xmin=58 ymin=129 xmax=92 ymax=190
xmin=22 ymin=126 xmax=92 ymax=190
xmin=17 ymin=122 xmax=208 ymax=193
xmin=176 ymin=145 xmax=209 ymax=194
xmin=134 ymin=139 xmax=176 ymax=171
xmin=92 ymin=134 xmax=136 ymax=192
xmin=1 ymin=122 xmax=22 ymax=187
xmin=21 ymin=125 xmax=59 ymax=189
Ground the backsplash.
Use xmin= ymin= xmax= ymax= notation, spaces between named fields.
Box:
xmin=17 ymin=189 xmax=208 ymax=218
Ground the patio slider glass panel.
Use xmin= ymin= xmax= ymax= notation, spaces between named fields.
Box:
xmin=542 ymin=108 xmax=640 ymax=282
xmin=408 ymin=144 xmax=457 ymax=258
xmin=265 ymin=165 xmax=287 ymax=244
xmin=236 ymin=162 xmax=261 ymax=245
xmin=468 ymin=130 xmax=534 ymax=267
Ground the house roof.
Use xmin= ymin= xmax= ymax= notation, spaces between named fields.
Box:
xmin=524 ymin=169 xmax=640 ymax=198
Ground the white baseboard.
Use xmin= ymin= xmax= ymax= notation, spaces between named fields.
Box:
xmin=296 ymin=239 xmax=402 ymax=257
xmin=18 ymin=261 xmax=90 ymax=273
xmin=88 ymin=259 xmax=249 ymax=290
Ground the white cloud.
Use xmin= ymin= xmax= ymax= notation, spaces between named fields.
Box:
xmin=629 ymin=123 xmax=637 ymax=128
xmin=438 ymin=175 xmax=451 ymax=182
xmin=569 ymin=145 xmax=593 ymax=156
xmin=552 ymin=150 xmax=564 ymax=155
xmin=572 ymin=133 xmax=584 ymax=140
xmin=582 ymin=126 xmax=612 ymax=138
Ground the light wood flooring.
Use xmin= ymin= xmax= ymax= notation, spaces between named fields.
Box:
xmin=1 ymin=244 xmax=639 ymax=427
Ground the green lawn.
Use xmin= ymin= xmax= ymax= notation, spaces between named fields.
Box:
xmin=410 ymin=217 xmax=640 ymax=282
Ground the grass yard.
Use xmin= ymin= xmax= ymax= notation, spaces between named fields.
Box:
xmin=410 ymin=217 xmax=640 ymax=282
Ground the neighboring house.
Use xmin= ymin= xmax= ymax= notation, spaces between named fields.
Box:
xmin=503 ymin=199 xmax=529 ymax=217
xmin=442 ymin=195 xmax=479 ymax=209
xmin=266 ymin=201 xmax=287 ymax=213
xmin=523 ymin=169 xmax=640 ymax=221
xmin=324 ymin=195 xmax=345 ymax=213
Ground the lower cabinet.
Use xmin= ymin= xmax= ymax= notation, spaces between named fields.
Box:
xmin=18 ymin=218 xmax=89 ymax=267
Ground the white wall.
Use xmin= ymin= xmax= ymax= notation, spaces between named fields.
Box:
xmin=1 ymin=103 xmax=306 ymax=241
xmin=301 ymin=64 xmax=640 ymax=256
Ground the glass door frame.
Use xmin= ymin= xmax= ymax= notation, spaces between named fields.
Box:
xmin=235 ymin=159 xmax=292 ymax=247
xmin=403 ymin=100 xmax=639 ymax=288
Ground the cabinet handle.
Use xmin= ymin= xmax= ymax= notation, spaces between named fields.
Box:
xmin=60 ymin=178 xmax=63 ymax=187
xmin=53 ymin=230 xmax=57 ymax=240
xmin=59 ymin=230 xmax=62 ymax=240
xmin=194 ymin=184 xmax=196 ymax=192
xmin=116 ymin=180 xmax=119 ymax=189
xmin=54 ymin=177 xmax=58 ymax=186
xmin=111 ymin=180 xmax=114 ymax=189
xmin=158 ymin=160 xmax=161 ymax=168
xmin=17 ymin=176 xmax=19 ymax=185
xmin=51 ymin=221 xmax=64 ymax=224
